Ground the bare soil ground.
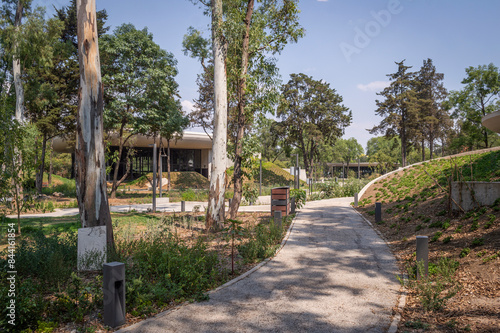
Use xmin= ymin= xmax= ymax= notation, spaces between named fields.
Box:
xmin=357 ymin=170 xmax=500 ymax=333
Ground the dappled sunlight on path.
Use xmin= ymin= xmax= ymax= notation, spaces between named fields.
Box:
xmin=117 ymin=197 xmax=400 ymax=333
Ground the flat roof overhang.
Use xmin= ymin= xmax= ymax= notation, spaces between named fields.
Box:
xmin=53 ymin=131 xmax=213 ymax=153
xmin=482 ymin=110 xmax=500 ymax=133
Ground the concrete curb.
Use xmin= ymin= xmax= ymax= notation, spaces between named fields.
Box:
xmin=210 ymin=210 xmax=299 ymax=293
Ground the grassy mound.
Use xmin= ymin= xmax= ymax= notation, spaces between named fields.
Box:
xmin=131 ymin=172 xmax=210 ymax=189
xmin=357 ymin=149 xmax=500 ymax=332
xmin=227 ymin=161 xmax=305 ymax=187
xmin=360 ymin=150 xmax=500 ymax=205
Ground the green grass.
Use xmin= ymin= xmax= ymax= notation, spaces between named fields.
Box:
xmin=41 ymin=174 xmax=76 ymax=197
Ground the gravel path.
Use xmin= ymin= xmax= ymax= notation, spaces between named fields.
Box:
xmin=117 ymin=197 xmax=400 ymax=333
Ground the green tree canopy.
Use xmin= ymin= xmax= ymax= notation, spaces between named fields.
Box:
xmin=277 ymin=73 xmax=352 ymax=178
xmin=100 ymin=23 xmax=179 ymax=198
xmin=366 ymin=136 xmax=401 ymax=173
xmin=333 ymin=137 xmax=364 ymax=169
xmin=447 ymin=63 xmax=500 ymax=150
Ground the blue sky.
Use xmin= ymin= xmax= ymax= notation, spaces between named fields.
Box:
xmin=38 ymin=0 xmax=500 ymax=151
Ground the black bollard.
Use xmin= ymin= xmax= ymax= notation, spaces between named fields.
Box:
xmin=181 ymin=200 xmax=185 ymax=212
xmin=354 ymin=193 xmax=358 ymax=207
xmin=291 ymin=197 xmax=296 ymax=214
xmin=103 ymin=262 xmax=125 ymax=328
xmin=375 ymin=202 xmax=382 ymax=223
xmin=274 ymin=210 xmax=282 ymax=227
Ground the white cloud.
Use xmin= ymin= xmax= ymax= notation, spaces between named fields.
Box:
xmin=317 ymin=0 xmax=328 ymax=2
xmin=356 ymin=81 xmax=390 ymax=92
xmin=181 ymin=100 xmax=195 ymax=114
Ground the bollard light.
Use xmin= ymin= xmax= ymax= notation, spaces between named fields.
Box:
xmin=354 ymin=193 xmax=358 ymax=207
xmin=291 ymin=197 xmax=296 ymax=214
xmin=416 ymin=236 xmax=429 ymax=279
xmin=375 ymin=202 xmax=382 ymax=224
xmin=103 ymin=262 xmax=125 ymax=328
xmin=274 ymin=210 xmax=282 ymax=227
xmin=181 ymin=200 xmax=185 ymax=212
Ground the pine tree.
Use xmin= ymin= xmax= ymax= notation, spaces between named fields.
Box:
xmin=415 ymin=58 xmax=450 ymax=160
xmin=370 ymin=60 xmax=419 ymax=167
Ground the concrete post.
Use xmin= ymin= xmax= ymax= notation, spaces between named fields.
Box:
xmin=103 ymin=262 xmax=125 ymax=328
xmin=274 ymin=210 xmax=282 ymax=227
xmin=259 ymin=159 xmax=262 ymax=196
xmin=159 ymin=151 xmax=162 ymax=198
xmin=354 ymin=193 xmax=358 ymax=207
xmin=152 ymin=143 xmax=157 ymax=212
xmin=291 ymin=197 xmax=296 ymax=214
xmin=181 ymin=201 xmax=185 ymax=212
xmin=375 ymin=202 xmax=382 ymax=223
xmin=416 ymin=236 xmax=429 ymax=279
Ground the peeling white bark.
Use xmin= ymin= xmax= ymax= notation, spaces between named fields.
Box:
xmin=206 ymin=0 xmax=228 ymax=229
xmin=76 ymin=0 xmax=113 ymax=245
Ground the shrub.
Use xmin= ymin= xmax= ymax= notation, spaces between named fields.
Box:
xmin=242 ymin=183 xmax=259 ymax=204
xmin=402 ymin=258 xmax=461 ymax=312
xmin=459 ymin=247 xmax=471 ymax=258
xmin=290 ymin=189 xmax=306 ymax=209
xmin=471 ymin=238 xmax=484 ymax=247
xmin=238 ymin=220 xmax=286 ymax=263
xmin=115 ymin=233 xmax=220 ymax=316
xmin=430 ymin=231 xmax=442 ymax=242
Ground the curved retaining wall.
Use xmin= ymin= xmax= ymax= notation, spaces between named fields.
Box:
xmin=357 ymin=146 xmax=500 ymax=200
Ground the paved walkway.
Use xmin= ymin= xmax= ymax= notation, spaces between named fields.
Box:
xmin=6 ymin=198 xmax=271 ymax=219
xmin=117 ymin=197 xmax=400 ymax=333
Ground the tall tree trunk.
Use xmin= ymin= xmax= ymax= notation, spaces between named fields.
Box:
xmin=158 ymin=136 xmax=163 ymax=194
xmin=13 ymin=0 xmax=24 ymax=124
xmin=206 ymin=0 xmax=228 ymax=229
xmin=12 ymin=1 xmax=24 ymax=233
xmin=75 ymin=0 xmax=114 ymax=246
xmin=228 ymin=0 xmax=254 ymax=219
xmin=167 ymin=139 xmax=171 ymax=192
xmin=48 ymin=140 xmax=53 ymax=185
xmin=421 ymin=138 xmax=425 ymax=162
xmin=36 ymin=134 xmax=48 ymax=194
xmin=429 ymin=138 xmax=434 ymax=160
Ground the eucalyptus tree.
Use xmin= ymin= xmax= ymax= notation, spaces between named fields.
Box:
xmin=370 ymin=60 xmax=419 ymax=167
xmin=75 ymin=0 xmax=114 ymax=245
xmin=100 ymin=23 xmax=179 ymax=198
xmin=277 ymin=73 xmax=352 ymax=179
xmin=447 ymin=63 xmax=500 ymax=150
xmin=186 ymin=0 xmax=304 ymax=219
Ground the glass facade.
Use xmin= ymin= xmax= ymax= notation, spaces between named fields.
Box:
xmin=108 ymin=146 xmax=205 ymax=179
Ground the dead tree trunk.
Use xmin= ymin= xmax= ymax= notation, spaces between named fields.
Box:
xmin=206 ymin=0 xmax=228 ymax=229
xmin=75 ymin=0 xmax=114 ymax=246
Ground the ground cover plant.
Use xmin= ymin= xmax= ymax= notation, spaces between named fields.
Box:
xmin=311 ymin=178 xmax=369 ymax=200
xmin=357 ymin=149 xmax=500 ymax=332
xmin=0 ymin=211 xmax=293 ymax=332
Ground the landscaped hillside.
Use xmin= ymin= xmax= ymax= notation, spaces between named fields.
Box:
xmin=130 ymin=172 xmax=210 ymax=189
xmin=357 ymin=149 xmax=500 ymax=332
